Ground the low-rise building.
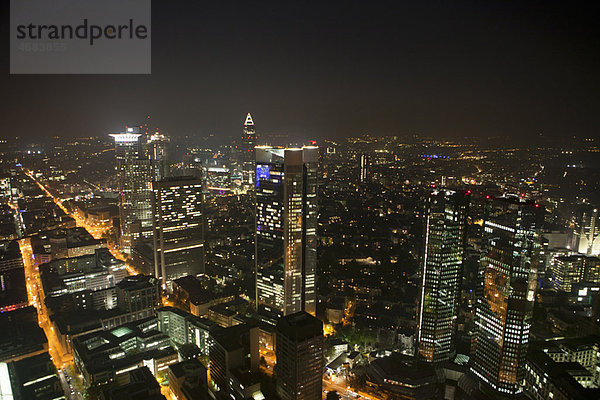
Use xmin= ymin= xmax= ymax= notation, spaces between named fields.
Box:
xmin=40 ymin=248 xmax=127 ymax=300
xmin=32 ymin=227 xmax=106 ymax=261
xmin=2 ymin=352 xmax=65 ymax=400
xmin=168 ymin=359 xmax=209 ymax=400
xmin=72 ymin=317 xmax=177 ymax=388
xmin=525 ymin=339 xmax=600 ymax=400
xmin=0 ymin=306 xmax=48 ymax=363
xmin=366 ymin=353 xmax=440 ymax=399
xmin=157 ymin=306 xmax=216 ymax=355
xmin=101 ymin=366 xmax=165 ymax=400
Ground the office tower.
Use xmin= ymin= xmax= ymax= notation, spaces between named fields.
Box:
xmin=0 ymin=240 xmax=27 ymax=313
xmin=551 ymin=255 xmax=585 ymax=292
xmin=148 ymin=131 xmax=170 ymax=181
xmin=239 ymin=113 xmax=257 ymax=187
xmin=574 ymin=207 xmax=599 ymax=256
xmin=582 ymin=256 xmax=600 ymax=283
xmin=110 ymin=128 xmax=153 ymax=254
xmin=275 ymin=311 xmax=323 ymax=400
xmin=551 ymin=255 xmax=600 ymax=292
xmin=417 ymin=189 xmax=469 ymax=364
xmin=255 ymin=146 xmax=318 ymax=320
xmin=152 ymin=177 xmax=204 ymax=285
xmin=208 ymin=323 xmax=259 ymax=399
xmin=359 ymin=153 xmax=370 ymax=183
xmin=470 ymin=196 xmax=543 ymax=396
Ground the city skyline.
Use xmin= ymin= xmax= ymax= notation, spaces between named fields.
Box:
xmin=2 ymin=2 xmax=600 ymax=400
xmin=1 ymin=1 xmax=599 ymax=142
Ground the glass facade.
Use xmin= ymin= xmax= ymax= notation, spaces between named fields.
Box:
xmin=110 ymin=129 xmax=154 ymax=254
xmin=471 ymin=197 xmax=543 ymax=395
xmin=417 ymin=189 xmax=469 ymax=364
xmin=255 ymin=147 xmax=318 ymax=320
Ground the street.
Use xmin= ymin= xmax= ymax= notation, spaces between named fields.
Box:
xmin=323 ymin=377 xmax=382 ymax=400
xmin=21 ymin=170 xmax=170 ymax=399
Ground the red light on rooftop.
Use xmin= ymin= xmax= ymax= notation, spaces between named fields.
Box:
xmin=466 ymin=190 xmax=471 ymax=195
xmin=485 ymin=195 xmax=490 ymax=199
xmin=535 ymin=204 xmax=540 ymax=208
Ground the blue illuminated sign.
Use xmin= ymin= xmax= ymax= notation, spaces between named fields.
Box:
xmin=256 ymin=164 xmax=270 ymax=187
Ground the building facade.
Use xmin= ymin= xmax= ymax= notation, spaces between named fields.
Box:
xmin=574 ymin=206 xmax=599 ymax=256
xmin=0 ymin=240 xmax=27 ymax=313
xmin=148 ymin=131 xmax=170 ymax=181
xmin=470 ymin=196 xmax=543 ymax=396
xmin=152 ymin=177 xmax=204 ymax=285
xmin=275 ymin=312 xmax=323 ymax=400
xmin=255 ymin=146 xmax=318 ymax=320
xmin=417 ymin=189 xmax=469 ymax=363
xmin=110 ymin=128 xmax=154 ymax=254
xmin=239 ymin=113 xmax=257 ymax=188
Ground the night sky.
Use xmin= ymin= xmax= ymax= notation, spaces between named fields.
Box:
xmin=1 ymin=0 xmax=599 ymax=142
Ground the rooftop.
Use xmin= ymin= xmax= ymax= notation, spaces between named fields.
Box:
xmin=276 ymin=311 xmax=323 ymax=342
xmin=116 ymin=274 xmax=159 ymax=291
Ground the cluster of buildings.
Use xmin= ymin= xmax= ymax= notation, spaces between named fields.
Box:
xmin=1 ymin=116 xmax=600 ymax=400
xmin=0 ymin=115 xmax=328 ymax=400
xmin=413 ymin=189 xmax=600 ymax=399
xmin=0 ymin=307 xmax=65 ymax=400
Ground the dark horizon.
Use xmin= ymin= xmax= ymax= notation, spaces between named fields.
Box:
xmin=2 ymin=0 xmax=599 ymax=142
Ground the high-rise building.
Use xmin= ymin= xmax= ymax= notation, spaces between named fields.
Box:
xmin=208 ymin=323 xmax=259 ymax=399
xmin=551 ymin=255 xmax=600 ymax=292
xmin=148 ymin=131 xmax=170 ymax=181
xmin=255 ymin=146 xmax=318 ymax=320
xmin=359 ymin=153 xmax=370 ymax=183
xmin=0 ymin=240 xmax=27 ymax=313
xmin=110 ymin=128 xmax=154 ymax=254
xmin=239 ymin=113 xmax=257 ymax=187
xmin=470 ymin=196 xmax=543 ymax=396
xmin=417 ymin=189 xmax=469 ymax=364
xmin=573 ymin=206 xmax=599 ymax=256
xmin=275 ymin=311 xmax=323 ymax=400
xmin=152 ymin=177 xmax=204 ymax=285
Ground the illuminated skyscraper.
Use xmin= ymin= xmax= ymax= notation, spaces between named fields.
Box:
xmin=417 ymin=189 xmax=469 ymax=364
xmin=239 ymin=113 xmax=257 ymax=187
xmin=152 ymin=177 xmax=204 ymax=285
xmin=255 ymin=146 xmax=318 ymax=321
xmin=574 ymin=206 xmax=599 ymax=256
xmin=148 ymin=130 xmax=170 ymax=181
xmin=470 ymin=196 xmax=543 ymax=396
xmin=110 ymin=128 xmax=153 ymax=254
xmin=359 ymin=153 xmax=370 ymax=183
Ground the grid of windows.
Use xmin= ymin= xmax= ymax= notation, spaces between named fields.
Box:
xmin=417 ymin=190 xmax=469 ymax=364
xmin=153 ymin=178 xmax=204 ymax=284
xmin=255 ymin=147 xmax=318 ymax=319
xmin=471 ymin=197 xmax=542 ymax=395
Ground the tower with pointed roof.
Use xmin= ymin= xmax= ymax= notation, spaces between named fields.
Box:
xmin=240 ymin=113 xmax=257 ymax=188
